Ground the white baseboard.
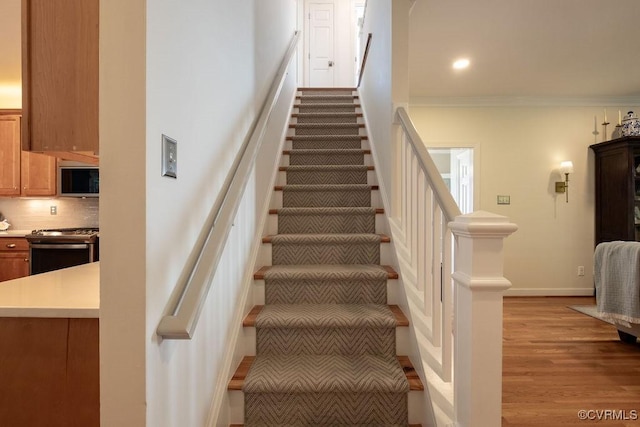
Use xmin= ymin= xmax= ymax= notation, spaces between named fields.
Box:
xmin=505 ymin=287 xmax=595 ymax=297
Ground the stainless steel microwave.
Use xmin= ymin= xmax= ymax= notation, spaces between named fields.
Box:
xmin=58 ymin=162 xmax=99 ymax=197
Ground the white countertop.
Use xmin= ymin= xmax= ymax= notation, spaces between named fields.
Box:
xmin=0 ymin=262 xmax=99 ymax=318
xmin=0 ymin=229 xmax=32 ymax=238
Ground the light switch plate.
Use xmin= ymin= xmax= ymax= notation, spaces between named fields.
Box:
xmin=161 ymin=134 xmax=177 ymax=178
xmin=497 ymin=195 xmax=510 ymax=205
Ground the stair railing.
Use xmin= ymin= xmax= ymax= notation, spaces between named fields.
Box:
xmin=156 ymin=31 xmax=300 ymax=339
xmin=393 ymin=107 xmax=517 ymax=426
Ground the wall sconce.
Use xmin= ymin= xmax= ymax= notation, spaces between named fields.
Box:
xmin=555 ymin=161 xmax=574 ymax=203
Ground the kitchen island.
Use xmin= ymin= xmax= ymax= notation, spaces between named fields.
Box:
xmin=0 ymin=262 xmax=99 ymax=426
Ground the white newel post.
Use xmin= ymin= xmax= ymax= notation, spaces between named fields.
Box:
xmin=449 ymin=211 xmax=518 ymax=427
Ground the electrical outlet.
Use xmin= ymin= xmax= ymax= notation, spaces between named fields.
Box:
xmin=578 ymin=266 xmax=585 ymax=276
xmin=50 ymin=205 xmax=57 ymax=215
xmin=161 ymin=134 xmax=177 ymax=178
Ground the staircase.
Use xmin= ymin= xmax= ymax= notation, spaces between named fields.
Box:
xmin=229 ymin=88 xmax=423 ymax=426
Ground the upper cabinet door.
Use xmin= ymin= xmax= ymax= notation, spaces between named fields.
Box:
xmin=21 ymin=150 xmax=57 ymax=196
xmin=22 ymin=0 xmax=99 ymax=153
xmin=0 ymin=115 xmax=21 ymax=196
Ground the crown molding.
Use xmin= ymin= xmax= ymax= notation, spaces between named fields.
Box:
xmin=409 ymin=95 xmax=640 ymax=108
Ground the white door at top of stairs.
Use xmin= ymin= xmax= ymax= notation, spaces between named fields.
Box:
xmin=307 ymin=1 xmax=335 ymax=87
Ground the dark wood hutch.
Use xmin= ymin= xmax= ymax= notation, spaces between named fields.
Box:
xmin=590 ymin=136 xmax=640 ymax=245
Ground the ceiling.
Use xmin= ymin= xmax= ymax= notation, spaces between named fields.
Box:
xmin=409 ymin=0 xmax=640 ymax=103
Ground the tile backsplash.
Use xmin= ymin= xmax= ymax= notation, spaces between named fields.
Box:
xmin=0 ymin=197 xmax=98 ymax=230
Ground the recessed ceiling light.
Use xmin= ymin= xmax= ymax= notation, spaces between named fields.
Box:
xmin=453 ymin=58 xmax=470 ymax=70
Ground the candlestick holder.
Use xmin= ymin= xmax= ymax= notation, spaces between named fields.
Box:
xmin=602 ymin=120 xmax=610 ymax=141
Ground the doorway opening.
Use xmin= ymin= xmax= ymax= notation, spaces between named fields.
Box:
xmin=427 ymin=148 xmax=475 ymax=214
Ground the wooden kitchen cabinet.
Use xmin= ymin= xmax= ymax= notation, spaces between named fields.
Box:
xmin=0 ymin=238 xmax=29 ymax=282
xmin=0 ymin=317 xmax=99 ymax=426
xmin=21 ymin=0 xmax=99 ymax=154
xmin=21 ymin=149 xmax=57 ymax=196
xmin=0 ymin=114 xmax=21 ymax=196
xmin=0 ymin=111 xmax=57 ymax=197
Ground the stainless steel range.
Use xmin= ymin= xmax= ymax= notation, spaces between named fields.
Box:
xmin=26 ymin=228 xmax=99 ymax=275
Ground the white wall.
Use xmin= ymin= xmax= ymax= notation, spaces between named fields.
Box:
xmin=357 ymin=0 xmax=393 ymax=194
xmin=100 ymin=1 xmax=297 ymax=425
xmin=409 ymin=104 xmax=639 ymax=295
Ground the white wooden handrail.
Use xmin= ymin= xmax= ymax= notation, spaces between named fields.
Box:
xmin=156 ymin=31 xmax=300 ymax=339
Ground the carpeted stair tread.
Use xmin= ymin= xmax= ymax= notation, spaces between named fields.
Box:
xmin=280 ymin=165 xmax=372 ymax=172
xmin=255 ymin=264 xmax=395 ymax=305
xmin=230 ymin=424 xmax=422 ymax=426
xmin=293 ymin=112 xmax=362 ymax=124
xmin=294 ymin=103 xmax=361 ymax=114
xmin=283 ymin=165 xmax=371 ymax=186
xmin=271 ymin=207 xmax=382 ymax=215
xmin=266 ymin=234 xmax=387 ymax=265
xmin=291 ymin=123 xmax=364 ymax=136
xmin=274 ymin=206 xmax=376 ymax=234
xmin=276 ymin=206 xmax=379 ymax=216
xmin=286 ymin=135 xmax=366 ymax=142
xmin=251 ymin=304 xmax=398 ymax=329
xmin=276 ymin=184 xmax=377 ymax=191
xmin=263 ymin=233 xmax=390 ymax=244
xmin=230 ymin=356 xmax=423 ymax=391
xmin=284 ymin=148 xmax=370 ymax=154
xmin=293 ymin=112 xmax=362 ymax=118
xmin=285 ymin=149 xmax=369 ymax=166
xmin=297 ymin=94 xmax=358 ymax=101
xmin=278 ymin=184 xmax=375 ymax=208
xmin=251 ymin=304 xmax=400 ymax=356
xmin=242 ymin=354 xmax=409 ymax=394
xmin=244 ymin=304 xmax=409 ymax=328
xmin=254 ymin=264 xmax=397 ymax=280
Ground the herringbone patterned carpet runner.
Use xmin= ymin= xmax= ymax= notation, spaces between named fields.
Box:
xmin=243 ymin=89 xmax=410 ymax=426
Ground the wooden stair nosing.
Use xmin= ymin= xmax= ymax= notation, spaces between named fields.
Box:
xmin=243 ymin=304 xmax=408 ymax=327
xmin=253 ymin=264 xmax=398 ymax=280
xmin=268 ymin=207 xmax=384 ymax=215
xmin=261 ymin=233 xmax=390 ymax=243
xmin=228 ymin=355 xmax=423 ymax=391
xmin=274 ymin=184 xmax=378 ymax=191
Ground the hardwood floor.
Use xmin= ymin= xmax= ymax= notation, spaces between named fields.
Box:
xmin=503 ymin=297 xmax=640 ymax=427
